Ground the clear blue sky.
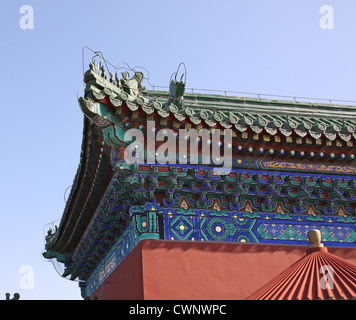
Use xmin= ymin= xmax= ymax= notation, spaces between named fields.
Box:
xmin=0 ymin=0 xmax=355 ymax=300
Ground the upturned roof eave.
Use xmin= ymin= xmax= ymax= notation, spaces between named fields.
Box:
xmin=46 ymin=117 xmax=114 ymax=254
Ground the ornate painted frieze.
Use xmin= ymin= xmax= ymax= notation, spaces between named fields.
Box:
xmin=156 ymin=204 xmax=356 ymax=246
xmin=64 ymin=151 xmax=356 ymax=282
xmin=259 ymin=160 xmax=356 ymax=174
xmin=83 ymin=201 xmax=356 ymax=297
xmin=109 ymin=153 xmax=356 ymax=215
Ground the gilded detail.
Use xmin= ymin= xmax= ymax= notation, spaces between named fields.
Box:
xmin=260 ymin=160 xmax=356 ymax=174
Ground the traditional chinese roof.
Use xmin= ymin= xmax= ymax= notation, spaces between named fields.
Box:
xmin=43 ymin=58 xmax=356 ymax=286
xmin=80 ymin=60 xmax=356 ymax=145
xmin=246 ymin=230 xmax=356 ymax=300
xmin=111 ymin=90 xmax=356 ymax=142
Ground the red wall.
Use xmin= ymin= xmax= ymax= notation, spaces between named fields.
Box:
xmin=91 ymin=241 xmax=144 ymax=300
xmin=91 ymin=240 xmax=356 ymax=300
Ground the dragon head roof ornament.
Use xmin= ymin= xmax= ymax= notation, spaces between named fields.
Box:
xmin=165 ymin=62 xmax=186 ymax=109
